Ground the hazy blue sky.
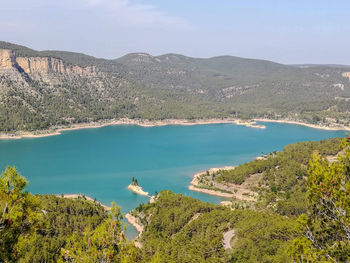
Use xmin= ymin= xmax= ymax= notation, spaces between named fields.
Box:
xmin=0 ymin=0 xmax=349 ymax=64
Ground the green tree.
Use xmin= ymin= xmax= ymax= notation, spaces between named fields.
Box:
xmin=0 ymin=166 xmax=42 ymax=262
xmin=59 ymin=202 xmax=140 ymax=263
xmin=15 ymin=194 xmax=108 ymax=262
xmin=289 ymin=139 xmax=350 ymax=262
xmin=132 ymin=177 xmax=139 ymax=186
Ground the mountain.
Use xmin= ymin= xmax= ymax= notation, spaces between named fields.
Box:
xmin=0 ymin=41 xmax=350 ymax=132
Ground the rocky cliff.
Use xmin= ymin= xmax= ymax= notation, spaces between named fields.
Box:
xmin=0 ymin=48 xmax=97 ymax=76
xmin=0 ymin=49 xmax=17 ymax=70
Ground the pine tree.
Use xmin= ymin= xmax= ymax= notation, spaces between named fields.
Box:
xmin=0 ymin=166 xmax=42 ymax=262
xmin=289 ymin=139 xmax=350 ymax=262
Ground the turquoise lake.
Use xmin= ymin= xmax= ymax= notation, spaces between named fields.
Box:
xmin=0 ymin=122 xmax=346 ymax=238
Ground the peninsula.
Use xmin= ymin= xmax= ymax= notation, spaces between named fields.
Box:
xmin=189 ymin=166 xmax=259 ymax=201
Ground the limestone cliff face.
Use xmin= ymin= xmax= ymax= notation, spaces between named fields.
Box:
xmin=0 ymin=49 xmax=16 ymax=70
xmin=16 ymin=56 xmax=97 ymax=75
xmin=0 ymin=48 xmax=97 ymax=76
xmin=342 ymin=72 xmax=350 ymax=81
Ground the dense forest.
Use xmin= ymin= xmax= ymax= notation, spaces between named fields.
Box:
xmin=192 ymin=138 xmax=344 ymax=216
xmin=0 ymin=166 xmax=140 ymax=262
xmin=0 ymin=41 xmax=350 ymax=132
xmin=1 ymin=137 xmax=350 ymax=262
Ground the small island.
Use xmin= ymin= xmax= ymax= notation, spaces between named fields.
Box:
xmin=127 ymin=177 xmax=150 ymax=197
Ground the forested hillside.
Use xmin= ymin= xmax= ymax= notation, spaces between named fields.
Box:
xmin=132 ymin=191 xmax=298 ymax=262
xmin=0 ymin=41 xmax=350 ymax=132
xmin=0 ymin=166 xmax=140 ymax=262
xmin=193 ymin=138 xmax=344 ymax=216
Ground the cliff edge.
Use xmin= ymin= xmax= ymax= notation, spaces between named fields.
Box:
xmin=0 ymin=48 xmax=97 ymax=76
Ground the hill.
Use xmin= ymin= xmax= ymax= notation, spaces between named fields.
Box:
xmin=0 ymin=41 xmax=350 ymax=132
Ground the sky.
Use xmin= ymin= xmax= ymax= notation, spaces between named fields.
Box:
xmin=0 ymin=0 xmax=349 ymax=64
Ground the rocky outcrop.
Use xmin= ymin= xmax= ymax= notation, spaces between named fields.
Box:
xmin=16 ymin=56 xmax=96 ymax=75
xmin=0 ymin=48 xmax=97 ymax=76
xmin=127 ymin=184 xmax=150 ymax=197
xmin=0 ymin=49 xmax=16 ymax=70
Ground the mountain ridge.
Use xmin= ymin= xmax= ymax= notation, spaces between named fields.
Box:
xmin=0 ymin=40 xmax=299 ymax=69
xmin=0 ymin=40 xmax=350 ymax=132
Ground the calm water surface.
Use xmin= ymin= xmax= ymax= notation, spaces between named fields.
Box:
xmin=0 ymin=122 xmax=345 ymax=237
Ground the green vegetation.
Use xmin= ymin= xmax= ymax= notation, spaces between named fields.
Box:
xmin=0 ymin=167 xmax=138 ymax=262
xmin=16 ymin=195 xmax=108 ymax=262
xmin=0 ymin=167 xmax=42 ymax=262
xmin=214 ymin=138 xmax=343 ymax=216
xmin=290 ymin=140 xmax=350 ymax=262
xmin=58 ymin=204 xmax=140 ymax=263
xmin=193 ymin=184 xmax=233 ymax=194
xmin=218 ymin=138 xmax=342 ymax=185
xmin=1 ymin=41 xmax=350 ymax=132
xmin=133 ymin=191 xmax=298 ymax=262
xmin=217 ymin=158 xmax=272 ymax=185
xmin=131 ymin=177 xmax=139 ymax=186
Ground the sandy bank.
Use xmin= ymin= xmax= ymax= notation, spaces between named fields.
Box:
xmin=125 ymin=213 xmax=144 ymax=248
xmin=233 ymin=120 xmax=266 ymax=129
xmin=2 ymin=116 xmax=347 ymax=140
xmin=59 ymin=194 xmax=111 ymax=211
xmin=0 ymin=118 xmax=265 ymax=140
xmin=125 ymin=213 xmax=144 ymax=235
xmin=127 ymin=184 xmax=150 ymax=197
xmin=254 ymin=118 xmax=350 ymax=131
xmin=188 ymin=166 xmax=236 ymax=198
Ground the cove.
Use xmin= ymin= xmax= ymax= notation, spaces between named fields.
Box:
xmin=0 ymin=122 xmax=346 ymax=237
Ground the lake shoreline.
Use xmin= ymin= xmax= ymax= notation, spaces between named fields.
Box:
xmin=188 ymin=166 xmax=236 ymax=198
xmin=125 ymin=213 xmax=144 ymax=248
xmin=254 ymin=118 xmax=350 ymax=131
xmin=1 ymin=117 xmax=348 ymax=140
xmin=0 ymin=118 xmax=264 ymax=140
xmin=125 ymin=213 xmax=144 ymax=235
xmin=127 ymin=184 xmax=150 ymax=197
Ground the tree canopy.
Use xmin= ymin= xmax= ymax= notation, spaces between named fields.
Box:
xmin=290 ymin=139 xmax=350 ymax=262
